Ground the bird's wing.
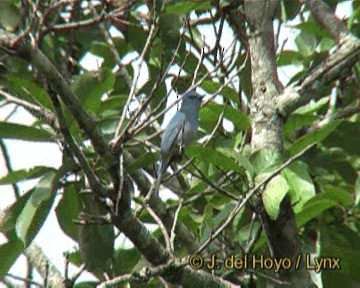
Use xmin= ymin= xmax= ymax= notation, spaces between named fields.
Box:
xmin=160 ymin=112 xmax=186 ymax=156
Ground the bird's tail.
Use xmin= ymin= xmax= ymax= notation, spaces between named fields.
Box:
xmin=153 ymin=172 xmax=161 ymax=197
xmin=153 ymin=159 xmax=165 ymax=196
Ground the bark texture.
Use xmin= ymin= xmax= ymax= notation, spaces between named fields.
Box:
xmin=244 ymin=0 xmax=311 ymax=286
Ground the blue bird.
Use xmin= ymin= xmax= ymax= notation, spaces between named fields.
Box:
xmin=154 ymin=91 xmax=203 ymax=195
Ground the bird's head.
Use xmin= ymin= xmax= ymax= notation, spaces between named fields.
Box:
xmin=181 ymin=90 xmax=203 ymax=111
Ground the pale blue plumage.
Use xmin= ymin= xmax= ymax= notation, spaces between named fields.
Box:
xmin=155 ymin=91 xmax=202 ymax=194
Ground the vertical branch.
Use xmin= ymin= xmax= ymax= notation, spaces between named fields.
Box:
xmin=244 ymin=0 xmax=311 ymax=286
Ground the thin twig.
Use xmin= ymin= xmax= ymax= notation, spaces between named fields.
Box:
xmin=70 ymin=264 xmax=85 ymax=284
xmin=111 ymin=25 xmax=187 ymax=153
xmin=114 ymin=20 xmax=157 ymax=138
xmin=0 ymin=90 xmax=53 ymax=121
xmin=131 ymin=52 xmax=238 ymax=139
xmin=192 ymin=47 xmax=205 ymax=86
xmin=196 ymin=142 xmax=317 ymax=253
xmin=188 ymin=161 xmax=238 ymax=201
xmin=170 ymin=198 xmax=183 ymax=254
xmin=116 ymin=149 xmax=125 ymax=215
xmin=93 ymin=6 xmax=132 ymax=89
xmin=143 ymin=203 xmax=172 ymax=253
xmin=4 ymin=273 xmax=42 ymax=287
xmin=97 ymin=260 xmax=182 ymax=288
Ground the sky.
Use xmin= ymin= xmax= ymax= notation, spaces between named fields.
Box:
xmin=0 ymin=2 xmax=353 ymax=287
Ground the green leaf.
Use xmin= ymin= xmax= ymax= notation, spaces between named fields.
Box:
xmin=78 ymin=193 xmax=114 ymax=273
xmin=217 ymin=148 xmax=254 ymax=177
xmin=79 ymin=221 xmax=114 ymax=273
xmin=97 ymin=115 xmax=120 ymax=135
xmin=66 ymin=249 xmax=82 ymax=267
xmin=262 ymin=175 xmax=289 ymax=220
xmin=348 ymin=6 xmax=360 ymax=30
xmin=309 ymin=149 xmax=358 ymax=185
xmin=90 ymin=42 xmax=116 ymax=68
xmin=4 ymin=75 xmax=53 ymax=109
xmin=293 ymin=97 xmax=328 ymax=115
xmin=250 ymin=148 xmax=282 ymax=175
xmin=280 ymin=0 xmax=301 ymax=21
xmin=0 ymin=190 xmax=33 ymax=235
xmin=238 ymin=54 xmax=252 ymax=98
xmin=0 ymin=190 xmax=34 ymax=278
xmin=295 ymin=32 xmax=318 ymax=57
xmin=165 ymin=1 xmax=211 ymax=14
xmin=296 ymin=197 xmax=337 ymax=227
xmin=139 ymin=65 xmax=167 ymax=112
xmin=0 ymin=238 xmax=24 ymax=279
xmin=322 ymin=185 xmax=352 ymax=207
xmin=287 ymin=120 xmax=342 ymax=156
xmin=324 ymin=121 xmax=360 ymax=156
xmin=124 ymin=16 xmax=146 ymax=54
xmin=99 ymin=95 xmax=127 ymax=114
xmin=318 ymin=37 xmax=336 ymax=52
xmin=74 ymin=282 xmax=100 ymax=288
xmin=201 ymin=80 xmax=239 ymax=103
xmin=199 ymin=105 xmax=220 ymax=133
xmin=199 ymin=205 xmax=214 ymax=241
xmin=321 ymin=224 xmax=360 ymax=284
xmin=128 ymin=152 xmax=158 ymax=172
xmin=205 ymin=102 xmax=250 ymax=131
xmin=212 ymin=202 xmax=236 ymax=227
xmin=0 ymin=1 xmax=18 ymax=32
xmin=0 ymin=122 xmax=54 ymax=142
xmin=178 ymin=206 xmax=199 ymax=234
xmin=55 ymin=184 xmax=81 ymax=242
xmin=158 ymin=13 xmax=182 ymax=49
xmin=277 ymin=50 xmax=304 ymax=66
xmin=284 ymin=114 xmax=318 ymax=139
xmin=186 ymin=145 xmax=243 ymax=172
xmin=71 ymin=68 xmax=115 ymax=114
xmin=16 ymin=171 xmax=58 ymax=246
xmin=282 ymin=161 xmax=315 ymax=212
xmin=0 ymin=166 xmax=53 ymax=185
xmin=113 ymin=248 xmax=141 ymax=276
xmin=295 ymin=22 xmax=331 ymax=38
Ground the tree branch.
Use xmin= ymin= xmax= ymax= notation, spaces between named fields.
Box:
xmin=277 ymin=36 xmax=360 ymax=116
xmin=25 ymin=243 xmax=63 ymax=288
xmin=124 ymin=151 xmax=200 ymax=253
xmin=112 ymin=211 xmax=237 ymax=288
xmin=305 ymin=0 xmax=349 ymax=42
xmin=196 ymin=141 xmax=316 ymax=254
xmin=0 ymin=29 xmax=118 ymax=182
xmin=0 ymin=89 xmax=55 ymax=126
xmin=244 ymin=0 xmax=311 ymax=285
xmin=48 ymin=92 xmax=107 ymax=197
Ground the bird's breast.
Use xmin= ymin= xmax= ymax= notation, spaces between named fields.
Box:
xmin=178 ymin=118 xmax=198 ymax=145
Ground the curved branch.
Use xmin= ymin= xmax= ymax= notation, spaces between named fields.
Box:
xmin=305 ymin=0 xmax=349 ymax=42
xmin=0 ymin=29 xmax=118 ymax=182
xmin=112 ymin=211 xmax=236 ymax=288
xmin=277 ymin=37 xmax=360 ymax=116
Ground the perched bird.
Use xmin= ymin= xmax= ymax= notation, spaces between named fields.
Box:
xmin=154 ymin=90 xmax=203 ymax=195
